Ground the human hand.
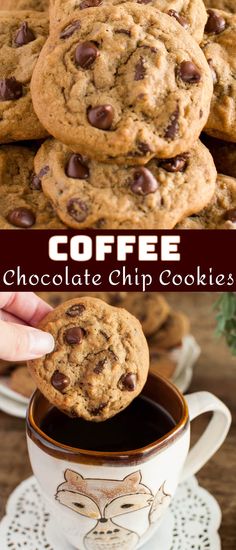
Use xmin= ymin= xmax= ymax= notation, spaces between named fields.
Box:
xmin=0 ymin=292 xmax=54 ymax=361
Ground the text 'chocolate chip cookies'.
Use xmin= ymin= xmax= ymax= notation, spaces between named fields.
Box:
xmin=28 ymin=297 xmax=149 ymax=421
xmin=31 ymin=4 xmax=213 ymax=164
xmin=34 ymin=137 xmax=216 ymax=229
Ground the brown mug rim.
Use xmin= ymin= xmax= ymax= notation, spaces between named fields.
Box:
xmin=27 ymin=373 xmax=189 ymax=464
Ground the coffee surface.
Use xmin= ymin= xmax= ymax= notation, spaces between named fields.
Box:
xmin=40 ymin=395 xmax=176 ymax=452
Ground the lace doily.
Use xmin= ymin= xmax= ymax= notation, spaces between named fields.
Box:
xmin=0 ymin=475 xmax=221 ymax=550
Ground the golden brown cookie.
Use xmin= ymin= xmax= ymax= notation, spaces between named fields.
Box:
xmin=28 ymin=297 xmax=149 ymax=421
xmin=202 ymin=9 xmax=236 ymax=142
xmin=204 ymin=0 xmax=236 ymax=13
xmin=124 ymin=293 xmax=170 ymax=336
xmin=31 ymin=4 xmax=213 ymax=164
xmin=0 ymin=145 xmax=64 ymax=229
xmin=150 ymin=311 xmax=190 ymax=349
xmin=0 ymin=0 xmax=48 ymax=10
xmin=34 ymin=138 xmax=216 ymax=229
xmin=201 ymin=134 xmax=236 ymax=178
xmin=10 ymin=366 xmax=36 ymax=397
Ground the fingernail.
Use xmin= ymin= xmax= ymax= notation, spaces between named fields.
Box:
xmin=28 ymin=328 xmax=55 ymax=358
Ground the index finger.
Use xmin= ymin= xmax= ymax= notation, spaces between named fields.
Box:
xmin=0 ymin=292 xmax=52 ymax=327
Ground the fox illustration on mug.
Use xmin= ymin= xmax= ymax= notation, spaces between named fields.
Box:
xmin=55 ymin=469 xmax=171 ymax=549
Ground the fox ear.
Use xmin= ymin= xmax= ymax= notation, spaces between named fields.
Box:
xmin=64 ymin=469 xmax=84 ymax=484
xmin=123 ymin=471 xmax=142 ymax=485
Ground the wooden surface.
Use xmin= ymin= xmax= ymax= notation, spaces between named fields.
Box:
xmin=0 ymin=293 xmax=235 ymax=549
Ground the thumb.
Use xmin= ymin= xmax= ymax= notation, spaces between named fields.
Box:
xmin=0 ymin=320 xmax=54 ymax=362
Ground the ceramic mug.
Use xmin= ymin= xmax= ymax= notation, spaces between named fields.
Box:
xmin=26 ymin=373 xmax=231 ymax=550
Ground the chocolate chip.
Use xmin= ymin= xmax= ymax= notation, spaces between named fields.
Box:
xmin=134 ymin=57 xmax=146 ymax=81
xmin=168 ymin=9 xmax=189 ymax=29
xmin=67 ymin=199 xmax=88 ymax=222
xmin=0 ymin=78 xmax=23 ymax=101
xmin=159 ymin=154 xmax=188 ymax=173
xmin=94 ymin=359 xmax=106 ymax=374
xmin=64 ymin=326 xmax=85 ymax=344
xmin=137 ymin=0 xmax=152 ymax=3
xmin=87 ymin=105 xmax=114 ymax=130
xmin=14 ymin=21 xmax=35 ymax=47
xmin=30 ymin=165 xmax=49 ymax=190
xmin=51 ymin=371 xmax=70 ymax=392
xmin=118 ymin=373 xmax=137 ymax=391
xmin=7 ymin=207 xmax=35 ymax=228
xmin=225 ymin=208 xmax=236 ymax=222
xmin=164 ymin=106 xmax=179 ymax=140
xmin=80 ymin=0 xmax=102 ymax=7
xmin=60 ymin=20 xmax=81 ymax=39
xmin=66 ymin=304 xmax=86 ymax=317
xmin=90 ymin=403 xmax=107 ymax=416
xmin=95 ymin=218 xmax=106 ymax=228
xmin=131 ymin=167 xmax=158 ymax=195
xmin=207 ymin=58 xmax=217 ymax=84
xmin=205 ymin=10 xmax=226 ymax=34
xmin=178 ymin=61 xmax=201 ymax=83
xmin=75 ymin=41 xmax=99 ymax=69
xmin=138 ymin=142 xmax=151 ymax=154
xmin=66 ymin=154 xmax=89 ymax=179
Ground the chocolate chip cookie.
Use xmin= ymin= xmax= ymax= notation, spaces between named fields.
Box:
xmin=28 ymin=297 xmax=149 ymax=421
xmin=177 ymin=174 xmax=236 ymax=228
xmin=50 ymin=0 xmax=207 ymax=43
xmin=0 ymin=0 xmax=48 ymax=9
xmin=204 ymin=0 xmax=236 ymax=13
xmin=0 ymin=144 xmax=64 ymax=228
xmin=202 ymin=9 xmax=236 ymax=141
xmin=124 ymin=293 xmax=170 ymax=336
xmin=150 ymin=311 xmax=190 ymax=349
xmin=31 ymin=4 xmax=213 ymax=164
xmin=34 ymin=138 xmax=216 ymax=229
xmin=202 ymin=134 xmax=236 ymax=178
xmin=0 ymin=11 xmax=49 ymax=143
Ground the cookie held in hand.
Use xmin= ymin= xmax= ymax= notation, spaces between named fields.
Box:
xmin=28 ymin=297 xmax=149 ymax=421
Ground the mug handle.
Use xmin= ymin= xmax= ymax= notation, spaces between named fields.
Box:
xmin=180 ymin=391 xmax=231 ymax=482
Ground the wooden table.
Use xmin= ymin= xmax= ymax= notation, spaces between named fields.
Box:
xmin=0 ymin=293 xmax=235 ymax=549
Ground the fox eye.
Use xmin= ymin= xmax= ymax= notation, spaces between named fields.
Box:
xmin=73 ymin=502 xmax=85 ymax=508
xmin=121 ymin=503 xmax=134 ymax=509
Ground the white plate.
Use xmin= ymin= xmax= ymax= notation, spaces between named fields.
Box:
xmin=0 ymin=475 xmax=221 ymax=549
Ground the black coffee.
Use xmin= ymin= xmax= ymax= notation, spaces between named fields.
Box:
xmin=40 ymin=395 xmax=176 ymax=452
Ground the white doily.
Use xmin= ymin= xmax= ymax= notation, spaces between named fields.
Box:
xmin=0 ymin=475 xmax=221 ymax=550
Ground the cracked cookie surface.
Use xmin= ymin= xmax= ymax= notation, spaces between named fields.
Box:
xmin=0 ymin=10 xmax=48 ymax=142
xmin=177 ymin=174 xmax=236 ymax=228
xmin=204 ymin=0 xmax=236 ymax=13
xmin=202 ymin=9 xmax=236 ymax=141
xmin=31 ymin=4 xmax=213 ymax=164
xmin=34 ymin=138 xmax=216 ymax=229
xmin=28 ymin=297 xmax=149 ymax=421
xmin=0 ymin=0 xmax=48 ymax=9
xmin=0 ymin=144 xmax=64 ymax=229
xmin=49 ymin=0 xmax=207 ymax=43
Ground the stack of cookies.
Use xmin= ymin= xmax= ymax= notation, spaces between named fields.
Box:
xmin=38 ymin=291 xmax=191 ymax=380
xmin=0 ymin=0 xmax=236 ymax=229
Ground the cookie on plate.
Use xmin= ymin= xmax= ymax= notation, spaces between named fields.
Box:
xmin=28 ymin=297 xmax=149 ymax=421
xmin=34 ymin=138 xmax=216 ymax=229
xmin=0 ymin=11 xmax=48 ymax=143
xmin=49 ymin=0 xmax=207 ymax=43
xmin=150 ymin=311 xmax=190 ymax=349
xmin=202 ymin=9 xmax=236 ymax=142
xmin=124 ymin=293 xmax=170 ymax=336
xmin=204 ymin=0 xmax=236 ymax=13
xmin=149 ymin=347 xmax=177 ymax=379
xmin=0 ymin=145 xmax=64 ymax=229
xmin=31 ymin=4 xmax=213 ymax=164
xmin=201 ymin=134 xmax=236 ymax=178
xmin=0 ymin=0 xmax=48 ymax=10
xmin=10 ymin=366 xmax=36 ymax=398
xmin=177 ymin=174 xmax=236 ymax=228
